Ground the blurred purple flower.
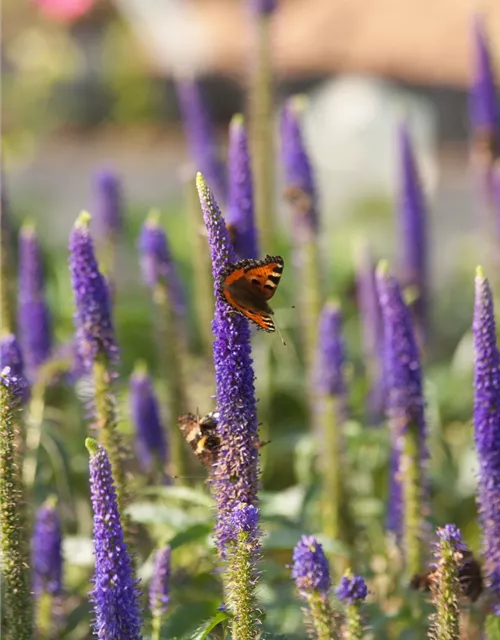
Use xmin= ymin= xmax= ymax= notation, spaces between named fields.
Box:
xmin=92 ymin=169 xmax=123 ymax=237
xmin=436 ymin=524 xmax=467 ymax=550
xmin=0 ymin=334 xmax=29 ymax=401
xmin=129 ymin=364 xmax=167 ymax=473
xmin=226 ymin=115 xmax=259 ymax=259
xmin=470 ymin=15 xmax=499 ymax=134
xmin=149 ymin=546 xmax=171 ymax=618
xmin=176 ymin=79 xmax=226 ymax=204
xmin=86 ymin=438 xmax=142 ymax=639
xmin=336 ymin=573 xmax=368 ymax=605
xmin=18 ymin=224 xmax=52 ymax=379
xmin=249 ymin=0 xmax=277 ymax=16
xmin=472 ymin=267 xmax=500 ymax=602
xmin=397 ymin=122 xmax=428 ymax=332
xmin=32 ymin=499 xmax=63 ymax=597
xmin=281 ymin=97 xmax=318 ymax=235
xmin=292 ymin=535 xmax=330 ymax=595
xmin=68 ymin=212 xmax=117 ymax=370
xmin=376 ymin=264 xmax=427 ymax=538
xmin=138 ymin=210 xmax=185 ymax=317
xmin=316 ymin=301 xmax=346 ymax=398
xmin=196 ymin=173 xmax=260 ymax=556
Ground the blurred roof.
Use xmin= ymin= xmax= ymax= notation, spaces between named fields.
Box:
xmin=118 ymin=0 xmax=500 ymax=87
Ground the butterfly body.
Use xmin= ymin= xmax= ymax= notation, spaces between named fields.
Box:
xmin=178 ymin=411 xmax=220 ymax=467
xmin=218 ymin=254 xmax=284 ymax=332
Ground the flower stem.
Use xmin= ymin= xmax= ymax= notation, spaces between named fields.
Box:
xmin=320 ymin=396 xmax=341 ymax=541
xmin=151 ymin=614 xmax=162 ymax=640
xmin=401 ymin=421 xmax=424 ymax=577
xmin=249 ymin=13 xmax=275 ymax=250
xmin=154 ymin=283 xmax=189 ymax=480
xmin=227 ymin=532 xmax=259 ymax=640
xmin=307 ymin=592 xmax=335 ymax=640
xmin=0 ymin=378 xmax=33 ymax=639
xmin=36 ymin=592 xmax=54 ymax=639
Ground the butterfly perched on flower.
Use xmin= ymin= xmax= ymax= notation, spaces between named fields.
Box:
xmin=218 ymin=254 xmax=284 ymax=332
xmin=178 ymin=411 xmax=220 ymax=467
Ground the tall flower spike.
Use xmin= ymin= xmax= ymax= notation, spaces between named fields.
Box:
xmin=337 ymin=570 xmax=368 ymax=640
xmin=138 ymin=209 xmax=185 ymax=317
xmin=32 ymin=497 xmax=63 ymax=636
xmin=86 ymin=438 xmax=142 ymax=639
xmin=315 ymin=301 xmax=350 ymax=542
xmin=429 ymin=525 xmax=467 ymax=640
xmin=377 ymin=261 xmax=428 ymax=576
xmin=397 ymin=122 xmax=428 ymax=335
xmin=196 ymin=173 xmax=261 ymax=637
xmin=176 ymin=79 xmax=226 ymax=204
xmin=470 ymin=15 xmax=499 ymax=163
xmin=92 ymin=168 xmax=123 ymax=237
xmin=281 ymin=96 xmax=318 ymax=235
xmin=69 ymin=211 xmax=117 ymax=371
xmin=130 ymin=362 xmax=167 ymax=475
xmin=292 ymin=535 xmax=336 ymax=640
xmin=227 ymin=114 xmax=259 ymax=259
xmin=1 ymin=333 xmax=29 ymax=401
xmin=473 ymin=267 xmax=500 ymax=612
xmin=355 ymin=241 xmax=386 ymax=421
xmin=0 ymin=367 xmax=33 ymax=639
xmin=18 ymin=223 xmax=52 ymax=379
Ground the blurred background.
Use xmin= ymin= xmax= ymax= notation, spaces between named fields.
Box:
xmin=3 ymin=0 xmax=500 ymax=276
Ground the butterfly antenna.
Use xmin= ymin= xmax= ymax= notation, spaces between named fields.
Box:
xmin=274 ymin=318 xmax=287 ymax=347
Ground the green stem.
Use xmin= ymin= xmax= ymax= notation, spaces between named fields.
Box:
xmin=226 ymin=532 xmax=259 ymax=640
xmin=320 ymin=397 xmax=341 ymax=541
xmin=432 ymin=543 xmax=460 ymax=640
xmin=401 ymin=422 xmax=424 ymax=578
xmin=306 ymin=591 xmax=336 ymax=640
xmin=0 ymin=211 xmax=15 ymax=336
xmin=249 ymin=14 xmax=275 ymax=250
xmin=154 ymin=283 xmax=189 ymax=480
xmin=0 ymin=382 xmax=34 ymax=639
xmin=93 ymin=352 xmax=131 ymax=536
xmin=151 ymin=614 xmax=162 ymax=640
xmin=186 ymin=176 xmax=214 ymax=355
xmin=36 ymin=592 xmax=54 ymax=639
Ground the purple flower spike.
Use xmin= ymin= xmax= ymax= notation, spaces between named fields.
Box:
xmin=176 ymin=79 xmax=226 ymax=204
xmin=138 ymin=210 xmax=185 ymax=316
xmin=436 ymin=524 xmax=467 ymax=551
xmin=473 ymin=267 xmax=500 ymax=600
xmin=316 ymin=301 xmax=346 ymax=397
xmin=0 ymin=334 xmax=29 ymax=401
xmin=336 ymin=574 xmax=368 ymax=605
xmin=18 ymin=224 xmax=52 ymax=379
xmin=397 ymin=122 xmax=428 ymax=331
xmin=196 ymin=173 xmax=260 ymax=555
xmin=470 ymin=16 xmax=500 ymax=134
xmin=249 ymin=0 xmax=277 ymax=16
xmin=92 ymin=169 xmax=123 ymax=237
xmin=86 ymin=438 xmax=142 ymax=639
xmin=69 ymin=212 xmax=117 ymax=370
xmin=149 ymin=545 xmax=171 ymax=617
xmin=32 ymin=498 xmax=63 ymax=597
xmin=226 ymin=115 xmax=259 ymax=260
xmin=129 ymin=363 xmax=167 ymax=472
xmin=230 ymin=503 xmax=260 ymax=542
xmin=376 ymin=262 xmax=428 ymax=538
xmin=292 ymin=535 xmax=331 ymax=595
xmin=281 ymin=96 xmax=318 ymax=235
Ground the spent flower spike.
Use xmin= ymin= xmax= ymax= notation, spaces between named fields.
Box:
xmin=86 ymin=438 xmax=142 ymax=639
xmin=68 ymin=212 xmax=117 ymax=370
xmin=227 ymin=114 xmax=259 ymax=259
xmin=473 ymin=266 xmax=500 ymax=603
xmin=129 ymin=362 xmax=167 ymax=473
xmin=18 ymin=223 xmax=52 ymax=378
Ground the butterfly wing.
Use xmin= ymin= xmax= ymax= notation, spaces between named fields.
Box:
xmin=219 ymin=255 xmax=284 ymax=332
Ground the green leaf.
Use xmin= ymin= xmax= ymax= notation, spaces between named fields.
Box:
xmin=168 ymin=522 xmax=213 ymax=550
xmin=187 ymin=611 xmax=231 ymax=640
xmin=140 ymin=484 xmax=213 ymax=508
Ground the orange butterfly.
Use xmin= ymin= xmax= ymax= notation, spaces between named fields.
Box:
xmin=218 ymin=255 xmax=284 ymax=332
